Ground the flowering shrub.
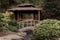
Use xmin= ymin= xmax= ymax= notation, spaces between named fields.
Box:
xmin=0 ymin=11 xmax=18 ymax=32
xmin=33 ymin=19 xmax=60 ymax=40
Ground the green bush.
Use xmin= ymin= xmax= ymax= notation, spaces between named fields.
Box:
xmin=8 ymin=26 xmax=18 ymax=32
xmin=0 ymin=13 xmax=18 ymax=32
xmin=8 ymin=20 xmax=18 ymax=32
xmin=0 ymin=13 xmax=9 ymax=32
xmin=0 ymin=26 xmax=8 ymax=32
xmin=32 ymin=19 xmax=60 ymax=40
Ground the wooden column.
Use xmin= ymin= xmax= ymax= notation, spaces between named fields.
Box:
xmin=17 ymin=13 xmax=19 ymax=21
xmin=14 ymin=14 xmax=15 ymax=20
xmin=32 ymin=13 xmax=34 ymax=20
xmin=31 ymin=13 xmax=34 ymax=20
xmin=20 ymin=13 xmax=22 ymax=21
xmin=38 ymin=10 xmax=40 ymax=20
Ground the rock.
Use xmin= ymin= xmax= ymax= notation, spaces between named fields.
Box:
xmin=19 ymin=27 xmax=34 ymax=35
xmin=19 ymin=27 xmax=34 ymax=32
xmin=16 ymin=32 xmax=26 ymax=37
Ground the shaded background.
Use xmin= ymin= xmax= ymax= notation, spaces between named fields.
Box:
xmin=0 ymin=0 xmax=60 ymax=20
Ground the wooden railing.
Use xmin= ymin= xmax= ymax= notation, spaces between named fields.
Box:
xmin=18 ymin=20 xmax=40 ymax=28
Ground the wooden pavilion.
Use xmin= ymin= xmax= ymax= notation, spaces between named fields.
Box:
xmin=8 ymin=4 xmax=41 ymax=21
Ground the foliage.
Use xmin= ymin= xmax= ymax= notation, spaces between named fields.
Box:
xmin=14 ymin=0 xmax=44 ymax=8
xmin=0 ymin=12 xmax=18 ymax=32
xmin=8 ymin=20 xmax=18 ymax=32
xmin=0 ymin=0 xmax=60 ymax=20
xmin=33 ymin=19 xmax=60 ymax=40
xmin=0 ymin=0 xmax=15 ymax=12
xmin=0 ymin=0 xmax=44 ymax=12
xmin=0 ymin=13 xmax=8 ymax=32
xmin=5 ymin=12 xmax=18 ymax=32
xmin=43 ymin=0 xmax=60 ymax=19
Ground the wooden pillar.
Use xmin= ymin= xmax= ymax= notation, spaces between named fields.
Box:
xmin=17 ymin=13 xmax=19 ymax=21
xmin=38 ymin=10 xmax=40 ymax=20
xmin=20 ymin=13 xmax=22 ymax=21
xmin=14 ymin=14 xmax=15 ymax=20
xmin=32 ymin=13 xmax=34 ymax=20
xmin=31 ymin=13 xmax=34 ymax=20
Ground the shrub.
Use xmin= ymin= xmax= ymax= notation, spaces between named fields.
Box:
xmin=7 ymin=26 xmax=18 ymax=32
xmin=32 ymin=19 xmax=60 ymax=40
xmin=5 ymin=11 xmax=19 ymax=32
xmin=0 ymin=12 xmax=18 ymax=32
xmin=8 ymin=20 xmax=18 ymax=32
xmin=0 ymin=13 xmax=9 ymax=32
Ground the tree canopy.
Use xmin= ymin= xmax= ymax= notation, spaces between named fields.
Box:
xmin=43 ymin=0 xmax=60 ymax=19
xmin=0 ymin=0 xmax=44 ymax=12
xmin=0 ymin=0 xmax=60 ymax=19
